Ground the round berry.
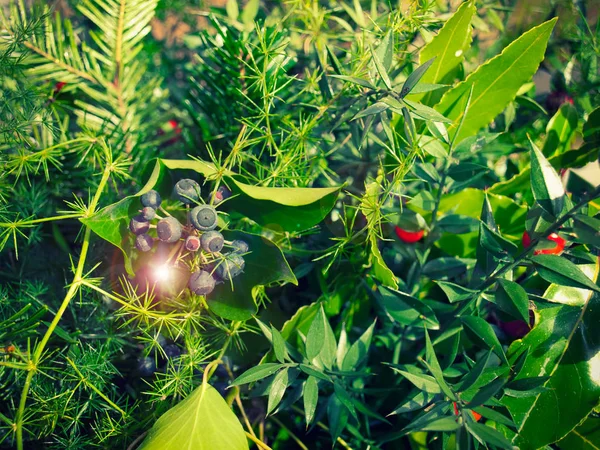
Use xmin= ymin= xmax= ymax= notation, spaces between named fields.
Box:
xmin=201 ymin=230 xmax=225 ymax=253
xmin=157 ymin=216 xmax=182 ymax=243
xmin=230 ymin=239 xmax=249 ymax=254
xmin=394 ymin=226 xmax=424 ymax=244
xmin=214 ymin=185 xmax=231 ymax=204
xmin=185 ymin=235 xmax=201 ymax=252
xmin=173 ymin=179 xmax=201 ymax=204
xmin=190 ymin=205 xmax=218 ymax=231
xmin=141 ymin=190 xmax=161 ymax=209
xmin=136 ymin=233 xmax=154 ymax=252
xmin=129 ymin=216 xmax=149 ymax=235
xmin=141 ymin=206 xmax=156 ymax=221
xmin=522 ymin=231 xmax=565 ymax=255
xmin=216 ymin=254 xmax=245 ymax=281
xmin=188 ymin=270 xmax=216 ymax=295
xmin=137 ymin=357 xmax=156 ymax=377
xmin=164 ymin=344 xmax=181 ymax=359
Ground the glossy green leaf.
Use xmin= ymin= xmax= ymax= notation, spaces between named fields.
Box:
xmin=558 ymin=416 xmax=600 ymax=449
xmin=543 ymin=261 xmax=599 ymax=306
xmin=422 ymin=257 xmax=473 ymax=280
xmin=405 ymin=99 xmax=452 ymax=123
xmin=305 ymin=305 xmax=337 ymax=369
xmin=479 ymin=222 xmax=518 ymax=258
xmin=392 ymin=367 xmax=442 ymax=394
xmin=466 ymin=421 xmax=514 ymax=450
xmin=267 ymin=368 xmax=290 ymax=415
xmin=424 ymin=329 xmax=456 ymax=400
xmin=502 ymin=264 xmax=600 ymax=449
xmin=341 ymin=320 xmax=376 ymax=371
xmin=374 ymin=30 xmax=394 ymax=73
xmin=232 ymin=363 xmax=284 ymax=386
xmin=496 ymin=279 xmax=530 ymax=322
xmin=413 ymin=0 xmax=476 ymax=103
xmin=542 ymin=103 xmax=578 ymax=157
xmin=389 ymin=390 xmax=436 ymax=415
xmin=333 ymin=383 xmax=357 ymax=420
xmin=436 ymin=281 xmax=476 ymax=303
xmin=139 ymin=384 xmax=248 ymax=450
xmin=378 ymin=286 xmax=440 ymax=329
xmin=227 ymin=177 xmax=341 ymax=233
xmin=461 ymin=316 xmax=507 ymax=364
xmin=353 ymin=102 xmax=389 ymax=120
xmin=400 ymin=57 xmax=435 ymax=98
xmin=434 ymin=19 xmax=557 ymax=143
xmin=371 ymin=45 xmax=392 ymax=90
xmin=421 ymin=417 xmax=461 ymax=432
xmin=303 ymin=376 xmax=319 ymax=426
xmin=271 ymin=325 xmax=288 ymax=363
xmin=530 ymin=139 xmax=565 ymax=216
xmin=530 ymin=254 xmax=600 ymax=293
xmin=456 ymin=351 xmax=493 ymax=393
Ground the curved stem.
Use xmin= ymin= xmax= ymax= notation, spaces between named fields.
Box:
xmin=15 ymin=161 xmax=112 ymax=450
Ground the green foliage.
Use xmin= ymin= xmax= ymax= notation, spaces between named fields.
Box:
xmin=1 ymin=0 xmax=600 ymax=449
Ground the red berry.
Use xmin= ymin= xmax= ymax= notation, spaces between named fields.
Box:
xmin=394 ymin=226 xmax=424 ymax=243
xmin=54 ymin=81 xmax=66 ymax=94
xmin=522 ymin=231 xmax=565 ymax=255
xmin=452 ymin=402 xmax=482 ymax=422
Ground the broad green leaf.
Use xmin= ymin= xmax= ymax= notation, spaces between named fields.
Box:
xmin=305 ymin=305 xmax=336 ymax=369
xmin=209 ymin=231 xmax=296 ymax=320
xmin=422 ymin=257 xmax=473 ymax=280
xmin=543 ymin=261 xmax=599 ymax=306
xmin=378 ymin=286 xmax=440 ymax=329
xmin=502 ymin=263 xmax=600 ymax=449
xmin=352 ymin=102 xmax=389 ymax=120
xmin=400 ymin=57 xmax=435 ymax=98
xmin=299 ymin=364 xmax=332 ymax=382
xmin=466 ymin=421 xmax=514 ymax=450
xmin=530 ymin=140 xmax=565 ymax=216
xmin=479 ymin=221 xmax=518 ymax=258
xmin=303 ymin=376 xmax=319 ymax=426
xmin=232 ymin=363 xmax=284 ymax=386
xmin=530 ymin=255 xmax=600 ymax=293
xmin=413 ymin=0 xmax=476 ymax=104
xmin=226 ymin=178 xmax=341 ymax=233
xmin=467 ymin=376 xmax=507 ymax=408
xmin=341 ymin=320 xmax=376 ymax=371
xmin=461 ymin=316 xmax=508 ymax=364
xmin=496 ymin=279 xmax=530 ymax=322
xmin=330 ymin=75 xmax=376 ymax=89
xmin=558 ymin=416 xmax=600 ymax=449
xmin=138 ymin=384 xmax=248 ymax=450
xmin=405 ymin=99 xmax=453 ymax=123
xmin=327 ymin=394 xmax=349 ymax=443
xmin=434 ymin=19 xmax=557 ymax=143
xmin=542 ymin=103 xmax=578 ymax=157
xmin=240 ymin=0 xmax=259 ymax=26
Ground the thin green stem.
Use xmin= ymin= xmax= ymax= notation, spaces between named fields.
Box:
xmin=0 ymin=213 xmax=82 ymax=228
xmin=15 ymin=159 xmax=112 ymax=450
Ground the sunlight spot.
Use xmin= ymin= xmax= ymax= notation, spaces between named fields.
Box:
xmin=154 ymin=265 xmax=171 ymax=283
xmin=455 ymin=50 xmax=463 ymax=57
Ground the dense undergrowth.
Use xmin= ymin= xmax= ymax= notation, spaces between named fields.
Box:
xmin=0 ymin=0 xmax=599 ymax=449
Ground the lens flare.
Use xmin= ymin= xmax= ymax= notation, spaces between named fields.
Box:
xmin=153 ymin=264 xmax=171 ymax=282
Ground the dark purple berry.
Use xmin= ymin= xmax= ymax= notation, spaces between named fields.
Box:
xmin=190 ymin=205 xmax=218 ymax=231
xmin=136 ymin=233 xmax=154 ymax=252
xmin=129 ymin=216 xmax=149 ymax=235
xmin=185 ymin=235 xmax=201 ymax=252
xmin=173 ymin=179 xmax=201 ymax=204
xmin=201 ymin=230 xmax=224 ymax=253
xmin=164 ymin=344 xmax=181 ymax=359
xmin=141 ymin=206 xmax=156 ymax=221
xmin=216 ymin=254 xmax=245 ymax=281
xmin=137 ymin=357 xmax=156 ymax=376
xmin=231 ymin=239 xmax=249 ymax=254
xmin=141 ymin=190 xmax=161 ymax=208
xmin=188 ymin=270 xmax=216 ymax=295
xmin=157 ymin=216 xmax=182 ymax=243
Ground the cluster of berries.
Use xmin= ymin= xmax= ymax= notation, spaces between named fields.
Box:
xmin=128 ymin=179 xmax=247 ymax=296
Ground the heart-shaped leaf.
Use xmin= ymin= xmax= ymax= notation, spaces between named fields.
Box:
xmin=139 ymin=383 xmax=248 ymax=450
